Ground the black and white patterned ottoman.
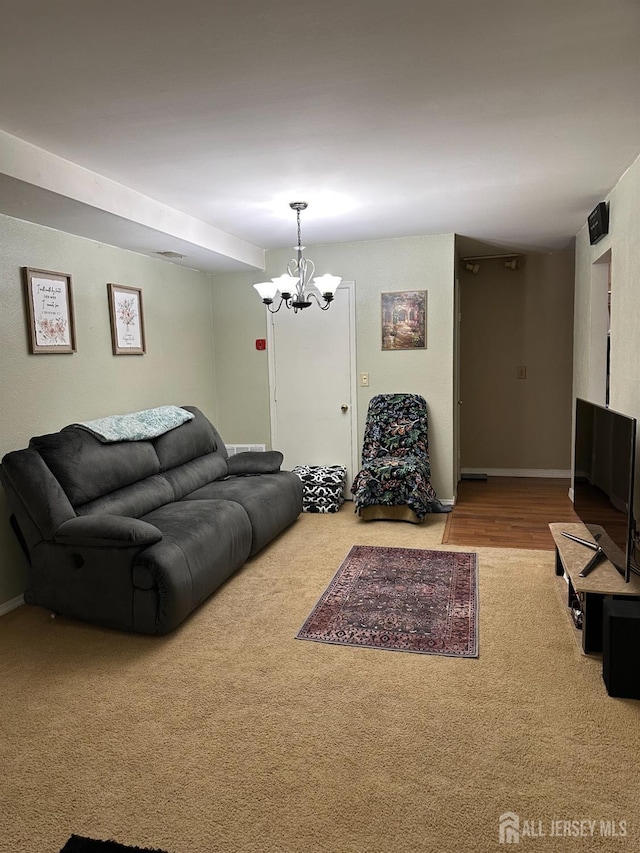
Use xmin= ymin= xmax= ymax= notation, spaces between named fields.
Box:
xmin=291 ymin=465 xmax=347 ymax=513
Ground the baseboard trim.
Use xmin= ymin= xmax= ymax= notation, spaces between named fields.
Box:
xmin=461 ymin=468 xmax=571 ymax=479
xmin=0 ymin=594 xmax=24 ymax=617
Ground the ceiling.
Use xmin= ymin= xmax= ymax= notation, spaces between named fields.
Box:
xmin=1 ymin=0 xmax=639 ymax=272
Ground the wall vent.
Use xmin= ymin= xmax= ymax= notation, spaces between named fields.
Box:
xmin=226 ymin=443 xmax=266 ymax=456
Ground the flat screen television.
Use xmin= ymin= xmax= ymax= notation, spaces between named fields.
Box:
xmin=572 ymin=398 xmax=637 ymax=582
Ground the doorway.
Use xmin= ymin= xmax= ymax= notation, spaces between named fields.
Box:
xmin=591 ymin=249 xmax=611 ymax=407
xmin=266 ymin=281 xmax=358 ymax=493
xmin=456 ymin=241 xmax=574 ymax=477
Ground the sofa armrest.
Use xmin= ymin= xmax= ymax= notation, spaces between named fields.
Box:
xmin=226 ymin=450 xmax=283 ymax=476
xmin=53 ymin=515 xmax=163 ymax=548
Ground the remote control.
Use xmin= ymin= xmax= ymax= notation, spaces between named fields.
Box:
xmin=561 ymin=531 xmax=600 ymax=551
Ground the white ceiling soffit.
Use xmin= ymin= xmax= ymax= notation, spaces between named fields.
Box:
xmin=0 ymin=131 xmax=264 ymax=272
xmin=0 ymin=0 xmax=639 ymax=267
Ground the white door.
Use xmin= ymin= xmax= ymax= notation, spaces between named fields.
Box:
xmin=267 ymin=281 xmax=358 ymax=494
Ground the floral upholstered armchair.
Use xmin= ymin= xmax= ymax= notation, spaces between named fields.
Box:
xmin=350 ymin=393 xmax=449 ymax=522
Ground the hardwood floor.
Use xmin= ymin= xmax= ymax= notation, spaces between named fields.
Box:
xmin=442 ymin=476 xmax=579 ymax=550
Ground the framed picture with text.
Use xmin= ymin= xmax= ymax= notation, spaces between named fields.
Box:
xmin=23 ymin=267 xmax=77 ymax=354
xmin=381 ymin=290 xmax=427 ymax=351
xmin=108 ymin=283 xmax=146 ymax=355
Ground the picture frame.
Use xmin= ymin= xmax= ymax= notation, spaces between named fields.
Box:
xmin=22 ymin=267 xmax=77 ymax=354
xmin=381 ymin=290 xmax=427 ymax=351
xmin=107 ymin=283 xmax=146 ymax=355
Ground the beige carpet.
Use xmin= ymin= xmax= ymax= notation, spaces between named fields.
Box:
xmin=1 ymin=506 xmax=640 ymax=853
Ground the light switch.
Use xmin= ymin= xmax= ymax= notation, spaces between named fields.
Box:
xmin=517 ymin=366 xmax=527 ymax=380
xmin=360 ymin=372 xmax=370 ymax=387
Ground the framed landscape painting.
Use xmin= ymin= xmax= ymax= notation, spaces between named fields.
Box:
xmin=108 ymin=283 xmax=146 ymax=355
xmin=23 ymin=267 xmax=77 ymax=354
xmin=381 ymin=290 xmax=427 ymax=350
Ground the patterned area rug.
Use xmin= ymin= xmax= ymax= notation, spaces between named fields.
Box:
xmin=60 ymin=836 xmax=170 ymax=852
xmin=297 ymin=545 xmax=478 ymax=657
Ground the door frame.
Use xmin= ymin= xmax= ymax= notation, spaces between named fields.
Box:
xmin=453 ymin=274 xmax=461 ymax=494
xmin=266 ymin=280 xmax=359 ymax=492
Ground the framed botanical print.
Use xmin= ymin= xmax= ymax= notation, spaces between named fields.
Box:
xmin=23 ymin=267 xmax=77 ymax=354
xmin=108 ymin=283 xmax=146 ymax=355
xmin=381 ymin=290 xmax=427 ymax=350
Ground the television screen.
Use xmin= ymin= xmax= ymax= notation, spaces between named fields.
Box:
xmin=573 ymin=398 xmax=637 ymax=581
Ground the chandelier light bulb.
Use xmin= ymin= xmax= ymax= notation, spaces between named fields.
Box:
xmin=314 ymin=274 xmax=342 ymax=298
xmin=253 ymin=281 xmax=278 ymax=302
xmin=270 ymin=274 xmax=298 ymax=298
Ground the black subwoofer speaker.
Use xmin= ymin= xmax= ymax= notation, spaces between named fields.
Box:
xmin=602 ymin=598 xmax=640 ymax=699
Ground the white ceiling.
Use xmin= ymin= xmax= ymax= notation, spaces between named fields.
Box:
xmin=1 ymin=0 xmax=639 ymax=272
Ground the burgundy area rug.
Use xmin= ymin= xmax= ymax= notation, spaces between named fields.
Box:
xmin=296 ymin=545 xmax=478 ymax=657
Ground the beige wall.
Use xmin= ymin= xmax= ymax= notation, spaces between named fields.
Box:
xmin=212 ymin=234 xmax=456 ymax=501
xmin=459 ymin=247 xmax=575 ymax=472
xmin=574 ymin=154 xmax=640 ymax=418
xmin=0 ymin=214 xmax=217 ymax=606
xmin=573 ymin=153 xmax=640 ymax=504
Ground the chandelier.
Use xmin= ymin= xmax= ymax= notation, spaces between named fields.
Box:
xmin=253 ymin=202 xmax=342 ymax=312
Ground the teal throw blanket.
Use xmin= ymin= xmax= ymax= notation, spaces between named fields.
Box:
xmin=71 ymin=406 xmax=195 ymax=443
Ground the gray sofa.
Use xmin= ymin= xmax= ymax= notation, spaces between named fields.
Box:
xmin=0 ymin=406 xmax=302 ymax=634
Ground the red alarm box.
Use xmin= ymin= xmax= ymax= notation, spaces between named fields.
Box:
xmin=255 ymin=339 xmax=266 ymax=351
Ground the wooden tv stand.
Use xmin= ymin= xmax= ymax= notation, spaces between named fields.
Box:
xmin=550 ymin=523 xmax=640 ymax=654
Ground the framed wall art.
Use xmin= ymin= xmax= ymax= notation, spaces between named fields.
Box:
xmin=23 ymin=267 xmax=77 ymax=354
xmin=381 ymin=290 xmax=427 ymax=351
xmin=108 ymin=283 xmax=146 ymax=355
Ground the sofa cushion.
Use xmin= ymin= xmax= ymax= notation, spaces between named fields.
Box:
xmin=162 ymin=453 xmax=228 ymax=501
xmin=74 ymin=474 xmax=175 ymax=519
xmin=30 ymin=428 xmax=160 ymax=506
xmin=134 ymin=499 xmax=252 ymax=632
xmin=183 ymin=472 xmax=303 ymax=556
xmin=152 ymin=406 xmax=228 ymax=471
